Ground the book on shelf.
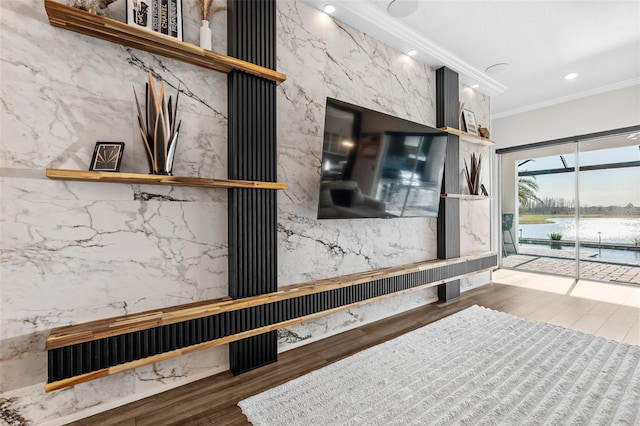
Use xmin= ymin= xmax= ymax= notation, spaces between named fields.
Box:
xmin=126 ymin=0 xmax=183 ymax=41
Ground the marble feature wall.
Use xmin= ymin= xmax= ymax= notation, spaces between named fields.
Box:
xmin=459 ymin=84 xmax=493 ymax=290
xmin=1 ymin=0 xmax=230 ymax=423
xmin=0 ymin=0 xmax=492 ymax=423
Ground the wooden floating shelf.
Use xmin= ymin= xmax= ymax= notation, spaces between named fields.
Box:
xmin=441 ymin=193 xmax=492 ymax=200
xmin=43 ymin=0 xmax=286 ymax=84
xmin=45 ymin=251 xmax=497 ymax=391
xmin=46 ymin=252 xmax=496 ymax=350
xmin=45 ymin=169 xmax=288 ymax=190
xmin=441 ymin=126 xmax=496 ymax=145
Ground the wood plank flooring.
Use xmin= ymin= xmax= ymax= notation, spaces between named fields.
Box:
xmin=70 ymin=279 xmax=640 ymax=426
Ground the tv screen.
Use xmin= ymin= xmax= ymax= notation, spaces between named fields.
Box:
xmin=317 ymin=98 xmax=448 ymax=219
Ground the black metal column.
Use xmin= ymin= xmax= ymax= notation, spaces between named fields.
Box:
xmin=436 ymin=66 xmax=461 ymax=302
xmin=227 ymin=0 xmax=278 ymax=374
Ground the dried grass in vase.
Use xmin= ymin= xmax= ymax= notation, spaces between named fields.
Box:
xmin=197 ymin=0 xmax=227 ymax=21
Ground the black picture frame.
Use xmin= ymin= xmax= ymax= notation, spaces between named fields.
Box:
xmin=462 ymin=109 xmax=479 ymax=136
xmin=126 ymin=0 xmax=183 ymax=41
xmin=89 ymin=142 xmax=125 ymax=172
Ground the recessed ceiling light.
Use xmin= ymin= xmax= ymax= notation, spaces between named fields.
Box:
xmin=406 ymin=50 xmax=417 ymax=57
xmin=564 ymin=72 xmax=578 ymax=80
xmin=471 ymin=84 xmax=480 ymax=89
xmin=323 ymin=4 xmax=335 ymax=14
xmin=484 ymin=63 xmax=510 ymax=75
xmin=387 ymin=0 xmax=418 ymax=18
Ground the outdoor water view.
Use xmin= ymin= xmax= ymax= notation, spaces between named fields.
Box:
xmin=504 ymin=136 xmax=640 ymax=285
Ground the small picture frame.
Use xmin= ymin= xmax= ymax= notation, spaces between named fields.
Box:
xmin=462 ymin=110 xmax=479 ymax=136
xmin=126 ymin=0 xmax=183 ymax=41
xmin=90 ymin=142 xmax=125 ymax=172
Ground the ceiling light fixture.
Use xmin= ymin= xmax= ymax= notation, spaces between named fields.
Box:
xmin=387 ymin=0 xmax=418 ymax=18
xmin=626 ymin=132 xmax=639 ymax=140
xmin=323 ymin=4 xmax=335 ymax=14
xmin=471 ymin=84 xmax=480 ymax=89
xmin=406 ymin=50 xmax=417 ymax=57
xmin=484 ymin=63 xmax=510 ymax=75
xmin=564 ymin=72 xmax=578 ymax=80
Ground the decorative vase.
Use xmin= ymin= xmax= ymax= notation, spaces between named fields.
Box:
xmin=199 ymin=20 xmax=212 ymax=50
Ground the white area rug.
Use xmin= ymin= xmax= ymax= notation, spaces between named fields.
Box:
xmin=239 ymin=305 xmax=640 ymax=425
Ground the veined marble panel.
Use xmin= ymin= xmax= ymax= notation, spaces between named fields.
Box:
xmin=1 ymin=0 xmax=231 ymax=422
xmin=460 ymin=83 xmax=491 ymax=134
xmin=0 ymin=0 xmax=491 ymax=423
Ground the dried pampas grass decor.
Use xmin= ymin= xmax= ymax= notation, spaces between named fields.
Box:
xmin=197 ymin=0 xmax=226 ymax=21
xmin=133 ymin=71 xmax=182 ymax=175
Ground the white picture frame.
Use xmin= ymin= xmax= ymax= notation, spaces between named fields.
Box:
xmin=126 ymin=0 xmax=183 ymax=41
xmin=462 ymin=109 xmax=479 ymax=136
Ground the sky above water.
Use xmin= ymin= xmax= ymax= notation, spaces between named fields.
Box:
xmin=518 ymin=145 xmax=640 ymax=207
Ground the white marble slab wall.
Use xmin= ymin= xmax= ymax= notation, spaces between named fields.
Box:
xmin=0 ymin=1 xmax=492 ymax=423
xmin=459 ymin=84 xmax=493 ymax=290
xmin=1 ymin=0 xmax=230 ymax=423
xmin=274 ymin=2 xmax=445 ymax=350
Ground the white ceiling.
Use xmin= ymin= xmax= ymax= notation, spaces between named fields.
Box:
xmin=301 ymin=0 xmax=640 ymax=119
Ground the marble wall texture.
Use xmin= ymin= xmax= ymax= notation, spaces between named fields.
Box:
xmin=0 ymin=0 xmax=492 ymax=423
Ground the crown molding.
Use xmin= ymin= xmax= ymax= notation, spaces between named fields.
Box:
xmin=492 ymin=77 xmax=640 ymax=120
xmin=301 ymin=0 xmax=508 ymax=96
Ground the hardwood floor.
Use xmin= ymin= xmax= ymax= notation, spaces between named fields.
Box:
xmin=70 ymin=279 xmax=640 ymax=426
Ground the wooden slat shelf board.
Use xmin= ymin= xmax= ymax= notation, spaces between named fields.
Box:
xmin=43 ymin=0 xmax=286 ymax=84
xmin=441 ymin=193 xmax=493 ymax=200
xmin=46 ymin=252 xmax=497 ymax=350
xmin=45 ymin=271 xmax=474 ymax=392
xmin=440 ymin=126 xmax=496 ymax=145
xmin=45 ymin=169 xmax=288 ymax=190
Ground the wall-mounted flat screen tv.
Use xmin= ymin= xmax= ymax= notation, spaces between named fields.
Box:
xmin=317 ymin=98 xmax=448 ymax=219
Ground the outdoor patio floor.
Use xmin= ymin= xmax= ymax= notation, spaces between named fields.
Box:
xmin=502 ymin=248 xmax=640 ymax=285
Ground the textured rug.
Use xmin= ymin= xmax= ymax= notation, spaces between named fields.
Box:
xmin=239 ymin=305 xmax=640 ymax=425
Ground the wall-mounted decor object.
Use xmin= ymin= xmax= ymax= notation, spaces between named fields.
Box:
xmin=458 ymin=102 xmax=465 ymax=130
xmin=89 ymin=142 xmax=125 ymax=171
xmin=126 ymin=0 xmax=183 ymax=40
xmin=196 ymin=0 xmax=226 ymax=50
xmin=462 ymin=109 xmax=478 ymax=136
xmin=477 ymin=126 xmax=490 ymax=139
xmin=133 ymin=71 xmax=182 ymax=175
xmin=463 ymin=152 xmax=482 ymax=195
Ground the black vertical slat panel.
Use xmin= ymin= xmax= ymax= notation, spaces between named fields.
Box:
xmin=82 ymin=342 xmax=92 ymax=374
xmin=228 ymin=0 xmax=278 ymax=375
xmin=51 ymin=349 xmax=63 ymax=382
xmin=435 ymin=66 xmax=461 ymax=302
xmin=47 ymin=253 xmax=498 ymax=383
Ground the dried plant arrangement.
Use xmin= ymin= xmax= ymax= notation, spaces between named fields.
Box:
xmin=197 ymin=0 xmax=227 ymax=21
xmin=68 ymin=0 xmax=115 ymax=15
xmin=463 ymin=153 xmax=482 ymax=195
xmin=133 ymin=71 xmax=182 ymax=175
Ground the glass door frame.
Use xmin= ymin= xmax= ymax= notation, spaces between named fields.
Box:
xmin=496 ymin=125 xmax=640 ymax=281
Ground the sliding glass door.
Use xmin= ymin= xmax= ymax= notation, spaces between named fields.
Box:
xmin=499 ymin=129 xmax=640 ymax=286
xmin=577 ymin=137 xmax=640 ymax=284
xmin=501 ymin=144 xmax=578 ymax=279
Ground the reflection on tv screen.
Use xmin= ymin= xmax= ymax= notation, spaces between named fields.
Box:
xmin=317 ymin=98 xmax=448 ymax=219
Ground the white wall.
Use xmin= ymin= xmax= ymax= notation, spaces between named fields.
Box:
xmin=493 ymin=84 xmax=640 ymax=253
xmin=492 ymin=84 xmax=640 ymax=149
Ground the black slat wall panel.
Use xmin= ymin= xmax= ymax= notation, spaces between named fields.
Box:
xmin=436 ymin=66 xmax=462 ymax=302
xmin=227 ymin=0 xmax=279 ymax=374
xmin=47 ymin=254 xmax=497 ymax=384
